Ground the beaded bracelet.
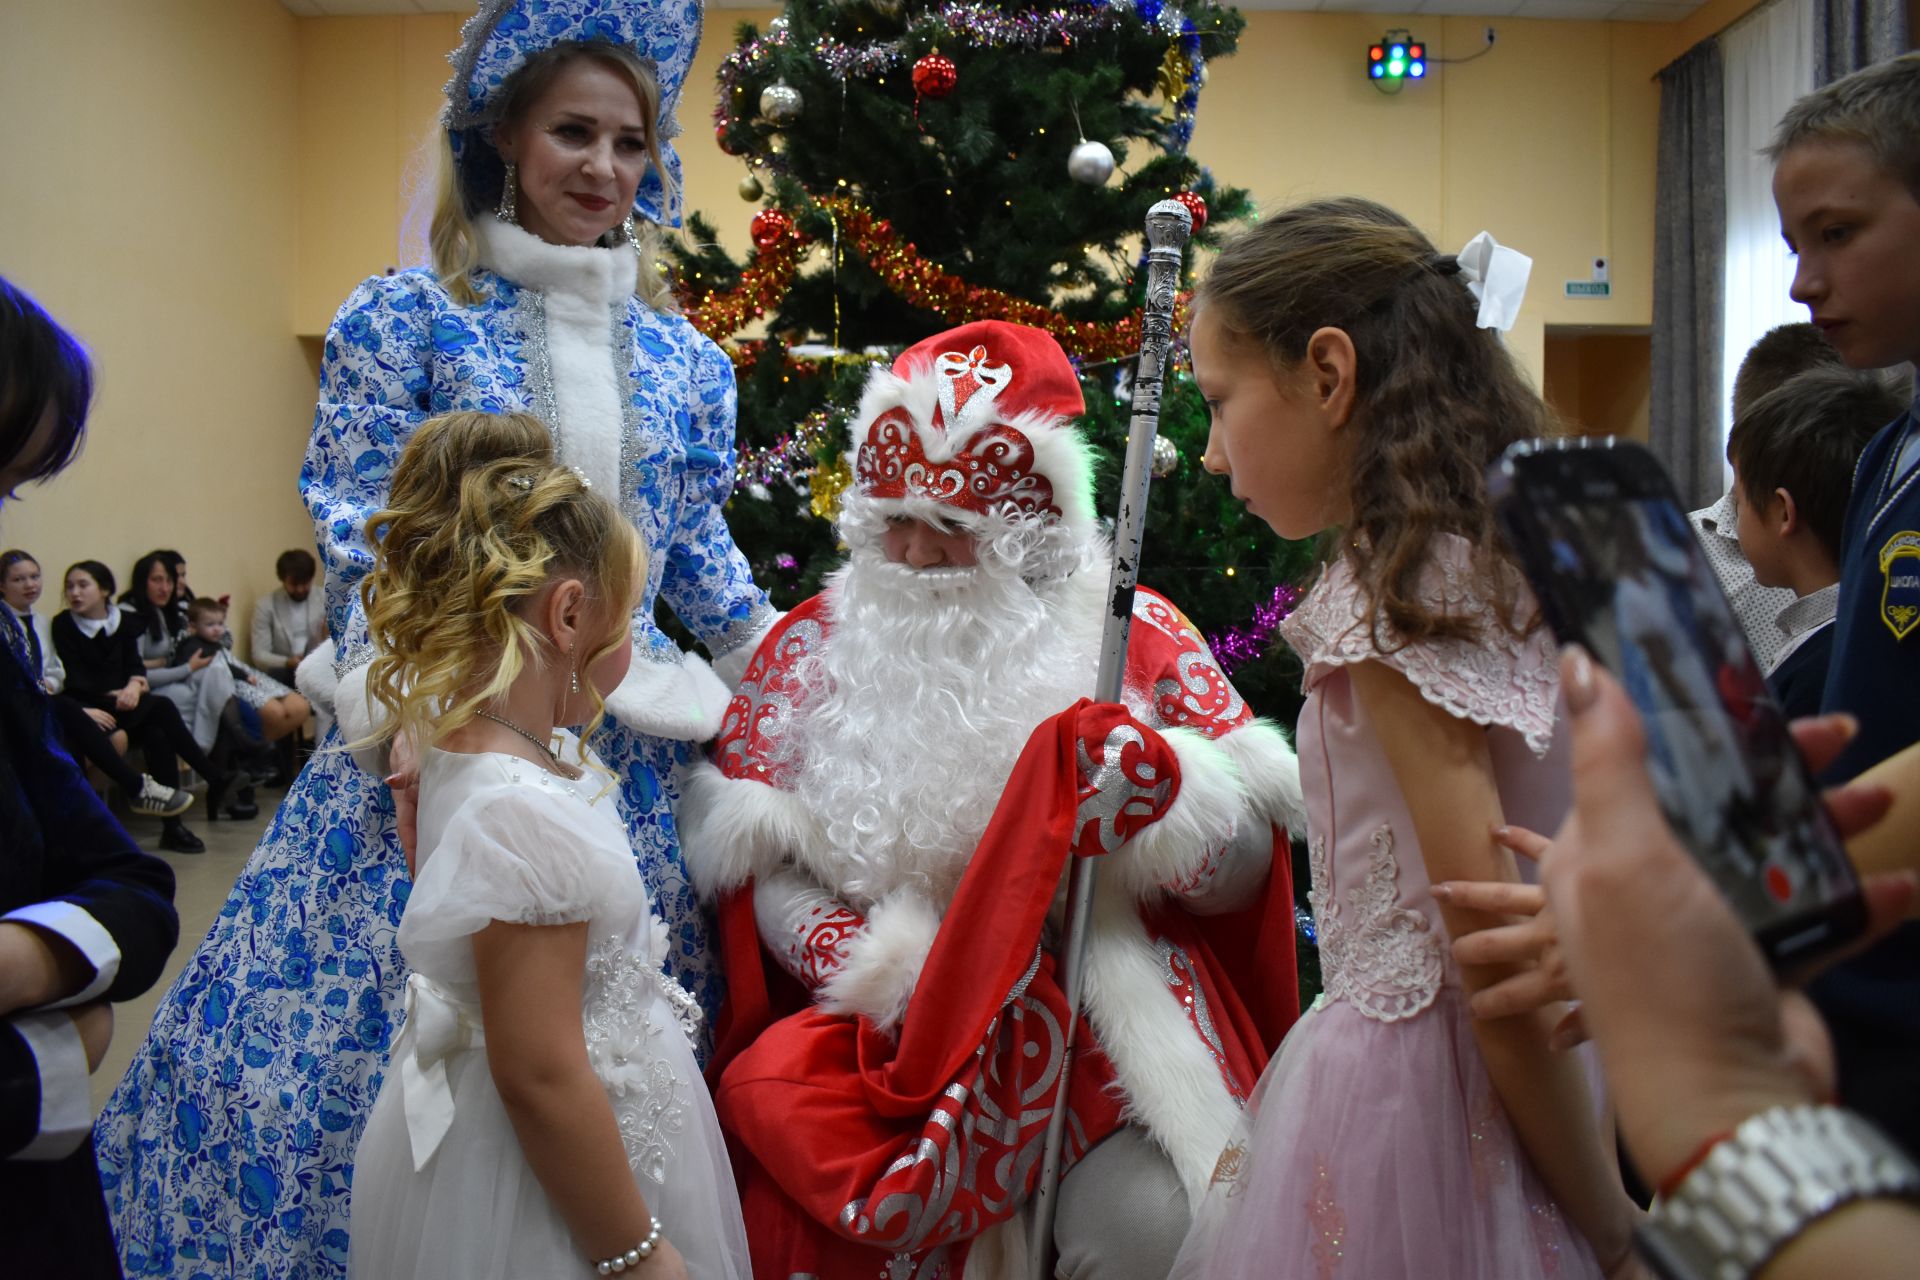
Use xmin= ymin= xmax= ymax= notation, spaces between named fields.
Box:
xmin=592 ymin=1217 xmax=663 ymax=1274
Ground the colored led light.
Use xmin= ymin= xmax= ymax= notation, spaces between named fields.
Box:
xmin=1409 ymin=60 xmax=1426 ymax=77
xmin=1390 ymin=43 xmax=1405 ymax=59
xmin=1370 ymin=61 xmax=1385 ymax=77
xmin=1388 ymin=58 xmax=1404 ymax=75
xmin=1370 ymin=45 xmax=1384 ymax=60
xmin=1409 ymin=44 xmax=1424 ymax=58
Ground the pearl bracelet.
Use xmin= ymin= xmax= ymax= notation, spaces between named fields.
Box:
xmin=592 ymin=1217 xmax=663 ymax=1275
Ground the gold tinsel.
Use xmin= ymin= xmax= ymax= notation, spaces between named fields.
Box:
xmin=809 ymin=458 xmax=854 ymax=521
xmin=1156 ymin=45 xmax=1191 ymax=116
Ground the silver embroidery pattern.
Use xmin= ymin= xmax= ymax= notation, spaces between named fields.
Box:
xmin=1308 ymin=827 xmax=1445 ymax=1022
xmin=581 ymin=934 xmax=701 ymax=1185
xmin=1074 ymin=724 xmax=1172 ymax=855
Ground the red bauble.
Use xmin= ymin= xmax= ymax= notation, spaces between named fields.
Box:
xmin=750 ymin=209 xmax=793 ymax=249
xmin=1173 ymin=191 xmax=1209 ymax=232
xmin=715 ymin=122 xmax=740 ymax=157
xmin=912 ymin=53 xmax=958 ymax=99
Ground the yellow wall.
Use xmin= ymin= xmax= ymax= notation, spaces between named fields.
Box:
xmin=0 ymin=0 xmax=316 ymax=643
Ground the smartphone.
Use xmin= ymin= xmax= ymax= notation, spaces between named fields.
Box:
xmin=1489 ymin=437 xmax=1866 ymax=967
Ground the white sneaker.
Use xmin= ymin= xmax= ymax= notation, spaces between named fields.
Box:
xmin=131 ymin=775 xmax=194 ymax=819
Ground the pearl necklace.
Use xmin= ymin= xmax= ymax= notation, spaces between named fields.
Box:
xmin=475 ymin=710 xmax=583 ymax=780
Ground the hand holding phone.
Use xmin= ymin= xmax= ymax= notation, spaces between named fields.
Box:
xmin=1490 ymin=438 xmax=1865 ymax=967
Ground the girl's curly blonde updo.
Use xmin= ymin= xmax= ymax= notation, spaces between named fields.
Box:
xmin=361 ymin=411 xmax=644 ymax=759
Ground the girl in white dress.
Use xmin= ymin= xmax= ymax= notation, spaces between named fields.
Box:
xmin=346 ymin=410 xmax=749 ymax=1280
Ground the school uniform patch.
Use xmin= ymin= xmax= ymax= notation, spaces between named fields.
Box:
xmin=1880 ymin=530 xmax=1920 ymax=640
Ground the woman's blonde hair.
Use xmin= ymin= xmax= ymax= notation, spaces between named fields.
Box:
xmin=1197 ymin=196 xmax=1556 ymax=647
xmin=430 ymin=41 xmax=678 ymax=312
xmin=361 ymin=411 xmax=644 ymax=760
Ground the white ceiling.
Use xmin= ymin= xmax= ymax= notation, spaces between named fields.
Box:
xmin=279 ymin=0 xmax=1708 ymax=23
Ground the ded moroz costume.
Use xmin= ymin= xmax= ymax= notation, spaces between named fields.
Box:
xmin=678 ymin=320 xmax=1307 ymax=1279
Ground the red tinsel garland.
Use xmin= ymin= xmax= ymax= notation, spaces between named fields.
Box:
xmin=676 ymin=196 xmax=1190 ymax=363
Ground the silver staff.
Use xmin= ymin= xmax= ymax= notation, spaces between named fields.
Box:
xmin=1027 ymin=197 xmax=1194 ymax=1274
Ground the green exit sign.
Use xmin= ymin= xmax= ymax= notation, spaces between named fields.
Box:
xmin=1565 ymin=280 xmax=1611 ymax=298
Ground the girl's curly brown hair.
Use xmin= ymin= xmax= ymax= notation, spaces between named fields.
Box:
xmin=1197 ymin=196 xmax=1557 ymax=647
xmin=360 ymin=411 xmax=643 ymax=762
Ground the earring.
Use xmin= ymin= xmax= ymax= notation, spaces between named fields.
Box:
xmin=622 ymin=212 xmax=644 ymax=266
xmin=569 ymin=645 xmax=580 ymax=696
xmin=497 ymin=162 xmax=519 ymax=225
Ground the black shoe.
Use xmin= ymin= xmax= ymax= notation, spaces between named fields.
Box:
xmin=160 ymin=818 xmax=205 ymax=854
xmin=225 ymin=786 xmax=260 ymax=821
xmin=204 ymin=769 xmax=237 ymax=821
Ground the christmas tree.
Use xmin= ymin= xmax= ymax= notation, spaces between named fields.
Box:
xmin=667 ymin=0 xmax=1318 ymax=724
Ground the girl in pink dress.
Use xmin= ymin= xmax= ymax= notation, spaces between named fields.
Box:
xmin=1170 ymin=198 xmax=1645 ymax=1279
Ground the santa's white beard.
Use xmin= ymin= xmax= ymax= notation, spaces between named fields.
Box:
xmin=773 ymin=536 xmax=1110 ymax=909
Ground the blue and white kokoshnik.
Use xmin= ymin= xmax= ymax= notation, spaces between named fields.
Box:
xmin=444 ymin=0 xmax=704 ymax=227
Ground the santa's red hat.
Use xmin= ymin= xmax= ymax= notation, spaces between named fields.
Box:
xmin=849 ymin=321 xmax=1096 ymax=535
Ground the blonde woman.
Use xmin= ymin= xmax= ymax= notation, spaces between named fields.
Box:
xmin=94 ymin=4 xmax=773 ymax=1276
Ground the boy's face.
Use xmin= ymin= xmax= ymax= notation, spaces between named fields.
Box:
xmin=193 ymin=614 xmax=226 ymax=644
xmin=1774 ymin=139 xmax=1920 ymax=371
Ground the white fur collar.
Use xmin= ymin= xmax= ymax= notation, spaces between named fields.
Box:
xmin=476 ymin=215 xmax=638 ymax=309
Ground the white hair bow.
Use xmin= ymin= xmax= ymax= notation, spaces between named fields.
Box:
xmin=1454 ymin=231 xmax=1532 ymax=332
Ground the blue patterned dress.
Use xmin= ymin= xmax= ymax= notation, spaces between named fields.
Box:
xmin=93 ymin=228 xmax=772 ymax=1280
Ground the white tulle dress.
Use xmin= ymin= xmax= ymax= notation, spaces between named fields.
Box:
xmin=348 ymin=739 xmax=749 ymax=1280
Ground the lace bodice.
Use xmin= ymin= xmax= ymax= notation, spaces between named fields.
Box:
xmin=1282 ymin=537 xmax=1569 ymax=1023
xmin=398 ymin=744 xmax=701 ymax=1180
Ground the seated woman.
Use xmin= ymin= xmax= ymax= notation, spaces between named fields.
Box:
xmin=3 ymin=550 xmax=187 ymax=823
xmin=124 ymin=555 xmax=309 ymax=803
xmin=52 ymin=560 xmax=225 ymax=853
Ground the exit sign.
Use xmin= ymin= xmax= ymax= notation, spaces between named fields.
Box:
xmin=1565 ymin=280 xmax=1611 ymax=299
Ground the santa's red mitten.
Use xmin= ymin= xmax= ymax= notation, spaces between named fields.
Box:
xmin=1069 ymin=702 xmax=1183 ymax=858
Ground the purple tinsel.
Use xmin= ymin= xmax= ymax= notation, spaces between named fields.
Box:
xmin=718 ymin=1 xmax=1213 ymax=155
xmin=1205 ymin=582 xmax=1303 ymax=674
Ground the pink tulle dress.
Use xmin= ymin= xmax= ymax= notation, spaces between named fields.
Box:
xmin=1172 ymin=537 xmax=1606 ymax=1279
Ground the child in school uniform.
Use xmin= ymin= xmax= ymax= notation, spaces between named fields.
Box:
xmin=1728 ymin=366 xmax=1905 ymax=720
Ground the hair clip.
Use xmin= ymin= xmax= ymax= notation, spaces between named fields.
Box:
xmin=568 ymin=465 xmax=592 ymax=490
xmin=506 ymin=473 xmax=535 ymax=492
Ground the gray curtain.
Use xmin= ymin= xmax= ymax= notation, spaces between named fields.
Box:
xmin=1814 ymin=0 xmax=1910 ymax=83
xmin=1652 ymin=39 xmax=1727 ymax=509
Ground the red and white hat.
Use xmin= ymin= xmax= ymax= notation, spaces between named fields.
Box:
xmin=850 ymin=320 xmax=1096 ymax=535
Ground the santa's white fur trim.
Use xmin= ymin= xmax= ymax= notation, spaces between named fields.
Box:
xmin=815 ymin=889 xmax=941 ymax=1034
xmin=852 ymin=365 xmax=1097 ymax=532
xmin=476 ymin=216 xmax=633 ymax=500
xmin=1105 ymin=726 xmax=1248 ymax=900
xmin=709 ymin=609 xmax=782 ymax=689
xmin=1215 ymin=718 xmax=1307 ymax=836
xmin=964 ymin=1211 xmax=1032 ymax=1280
xmin=602 ymin=649 xmax=730 ymax=742
xmin=676 ymin=760 xmax=821 ymax=900
xmin=1080 ymin=892 xmax=1243 ymax=1203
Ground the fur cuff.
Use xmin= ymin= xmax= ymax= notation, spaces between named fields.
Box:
xmin=1105 ymin=726 xmax=1249 ymax=899
xmin=676 ymin=760 xmax=821 ymax=899
xmin=294 ymin=638 xmax=338 ymax=715
xmin=603 ymin=650 xmax=731 ymax=742
xmin=1215 ymin=718 xmax=1306 ymax=836
xmin=331 ymin=657 xmax=389 ymax=778
xmin=815 ymin=889 xmax=941 ymax=1035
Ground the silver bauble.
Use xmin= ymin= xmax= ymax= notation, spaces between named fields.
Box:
xmin=738 ymin=173 xmax=765 ymax=201
xmin=1067 ymin=139 xmax=1116 ymax=186
xmin=766 ymin=15 xmax=790 ymax=38
xmin=760 ymin=80 xmax=804 ymax=125
xmin=1151 ymin=434 xmax=1181 ymax=478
